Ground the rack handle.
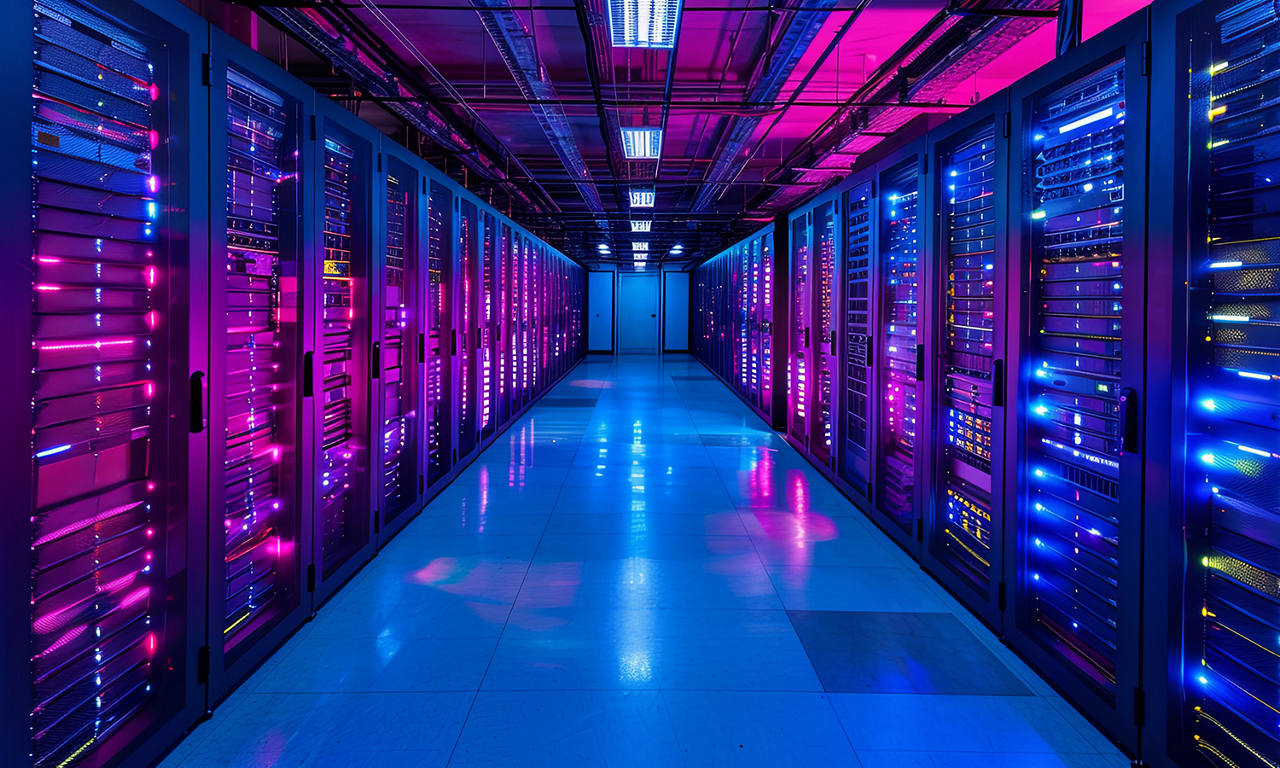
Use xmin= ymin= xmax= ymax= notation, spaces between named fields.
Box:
xmin=302 ymin=351 xmax=315 ymax=397
xmin=1118 ymin=387 xmax=1139 ymax=454
xmin=371 ymin=342 xmax=381 ymax=380
xmin=992 ymin=359 xmax=1005 ymax=407
xmin=189 ymin=371 xmax=205 ymax=433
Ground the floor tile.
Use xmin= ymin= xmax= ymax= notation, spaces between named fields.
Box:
xmin=486 ymin=607 xmax=822 ymax=691
xmin=449 ymin=691 xmax=677 ymax=767
xmin=830 ymin=694 xmax=1100 ymax=753
xmin=161 ymin=692 xmax=471 ymax=767
xmin=787 ymin=611 xmax=1031 ymax=695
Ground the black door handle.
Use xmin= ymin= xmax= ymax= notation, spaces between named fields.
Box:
xmin=189 ymin=371 xmax=205 ymax=433
xmin=1118 ymin=387 xmax=1139 ymax=454
xmin=992 ymin=358 xmax=1005 ymax=407
xmin=371 ymin=342 xmax=381 ymax=379
xmin=302 ymin=351 xmax=315 ymax=397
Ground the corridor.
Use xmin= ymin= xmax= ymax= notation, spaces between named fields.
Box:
xmin=160 ymin=356 xmax=1130 ymax=768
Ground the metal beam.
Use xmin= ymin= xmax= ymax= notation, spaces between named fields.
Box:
xmin=470 ymin=0 xmax=606 ymax=213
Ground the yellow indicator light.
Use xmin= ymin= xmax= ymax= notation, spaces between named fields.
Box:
xmin=1210 ymin=139 xmax=1231 ymax=149
xmin=1208 ymin=105 xmax=1226 ymax=120
xmin=1210 ymin=61 xmax=1229 ymax=74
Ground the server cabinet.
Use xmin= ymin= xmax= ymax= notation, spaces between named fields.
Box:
xmin=375 ymin=142 xmax=425 ymax=541
xmin=691 ymin=226 xmax=776 ymax=426
xmin=1005 ymin=14 xmax=1149 ymax=754
xmin=453 ymin=198 xmax=479 ymax=461
xmin=812 ymin=196 xmax=841 ymax=470
xmin=509 ymin=234 xmax=525 ymax=412
xmin=425 ymin=180 xmax=452 ymax=485
xmin=498 ymin=222 xmax=513 ymax=425
xmin=873 ymin=144 xmax=927 ymax=552
xmin=839 ymin=174 xmax=876 ymax=503
xmin=311 ymin=104 xmax=375 ymax=603
xmin=5 ymin=1 xmax=209 ymax=766
xmin=756 ymin=231 xmax=777 ymax=418
xmin=788 ymin=210 xmax=814 ymax=449
xmin=1149 ymin=1 xmax=1280 ymax=766
xmin=480 ymin=211 xmax=498 ymax=440
xmin=206 ymin=29 xmax=313 ymax=703
xmin=922 ymin=94 xmax=1012 ymax=629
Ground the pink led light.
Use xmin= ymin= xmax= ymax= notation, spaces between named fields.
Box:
xmin=34 ymin=284 xmax=61 ymax=292
xmin=39 ymin=338 xmax=136 ymax=352
xmin=145 ymin=266 xmax=157 ymax=286
xmin=149 ymin=83 xmax=159 ymax=101
xmin=146 ymin=175 xmax=159 ymax=194
xmin=149 ymin=130 xmax=159 ymax=149
xmin=147 ymin=633 xmax=157 ymax=654
xmin=35 ymin=256 xmax=62 ymax=264
xmin=144 ymin=381 xmax=154 ymax=398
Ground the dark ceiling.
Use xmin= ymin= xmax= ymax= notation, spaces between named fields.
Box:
xmin=185 ymin=0 xmax=1150 ymax=267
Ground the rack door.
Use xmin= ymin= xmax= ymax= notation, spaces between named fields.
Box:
xmin=313 ymin=119 xmax=373 ymax=599
xmin=840 ymin=181 xmax=874 ymax=500
xmin=924 ymin=108 xmax=1010 ymax=629
xmin=1006 ymin=18 xmax=1149 ymax=751
xmin=425 ymin=181 xmax=452 ymax=486
xmin=1175 ymin=2 xmax=1280 ymax=765
xmin=22 ymin=2 xmax=207 ymax=765
xmin=376 ymin=155 xmax=422 ymax=537
xmin=874 ymin=155 xmax=924 ymax=547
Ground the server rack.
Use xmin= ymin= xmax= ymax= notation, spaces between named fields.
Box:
xmin=311 ymin=101 xmax=376 ymax=604
xmin=1149 ymin=1 xmax=1280 ymax=766
xmin=813 ymin=195 xmax=841 ymax=470
xmin=788 ymin=210 xmax=814 ymax=450
xmin=498 ymin=222 xmax=513 ymax=425
xmin=375 ymin=139 xmax=426 ymax=542
xmin=838 ymin=171 xmax=876 ymax=505
xmin=921 ymin=93 xmax=1012 ymax=629
xmin=1004 ymin=14 xmax=1150 ymax=754
xmin=690 ymin=225 xmax=777 ymax=426
xmin=4 ymin=2 xmax=210 ymax=767
xmin=425 ymin=179 xmax=453 ymax=485
xmin=205 ymin=27 xmax=315 ymax=704
xmin=480 ymin=211 xmax=498 ymax=441
xmin=872 ymin=141 xmax=928 ymax=554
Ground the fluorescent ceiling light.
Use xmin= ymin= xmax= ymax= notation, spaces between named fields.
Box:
xmin=620 ymin=127 xmax=663 ymax=159
xmin=632 ymin=242 xmax=648 ymax=251
xmin=634 ymin=252 xmax=648 ymax=260
xmin=608 ymin=0 xmax=682 ymax=49
xmin=631 ymin=220 xmax=651 ymax=233
xmin=633 ymin=260 xmax=647 ymax=271
xmin=629 ymin=186 xmax=655 ymax=208
xmin=597 ymin=243 xmax=610 ymax=252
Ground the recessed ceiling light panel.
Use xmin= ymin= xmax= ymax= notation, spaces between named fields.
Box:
xmin=608 ymin=0 xmax=682 ymax=49
xmin=620 ymin=127 xmax=663 ymax=159
xmin=629 ymin=186 xmax=656 ymax=208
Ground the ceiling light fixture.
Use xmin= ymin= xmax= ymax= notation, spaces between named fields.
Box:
xmin=620 ymin=126 xmax=663 ymax=159
xmin=629 ymin=186 xmax=655 ymax=208
xmin=598 ymin=243 xmax=610 ymax=252
xmin=631 ymin=220 xmax=651 ymax=233
xmin=608 ymin=0 xmax=682 ymax=49
xmin=632 ymin=242 xmax=649 ymax=251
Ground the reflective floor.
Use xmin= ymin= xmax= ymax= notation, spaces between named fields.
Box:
xmin=162 ymin=355 xmax=1131 ymax=768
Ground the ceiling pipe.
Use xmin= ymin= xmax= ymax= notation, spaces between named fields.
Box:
xmin=689 ymin=0 xmax=840 ymax=212
xmin=469 ymin=0 xmax=606 ymax=215
xmin=259 ymin=3 xmax=560 ymax=215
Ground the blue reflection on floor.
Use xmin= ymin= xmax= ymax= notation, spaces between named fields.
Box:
xmin=160 ymin=355 xmax=1130 ymax=768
